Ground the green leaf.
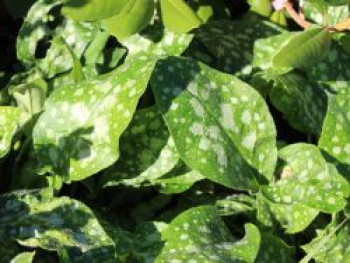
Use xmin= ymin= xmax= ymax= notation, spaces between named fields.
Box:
xmin=33 ymin=56 xmax=156 ymax=182
xmin=319 ymin=94 xmax=350 ymax=168
xmin=259 ymin=143 xmax=349 ymax=233
xmin=216 ymin=194 xmax=255 ymax=216
xmin=10 ymin=252 xmax=35 ymax=263
xmin=188 ymin=0 xmax=229 ymax=22
xmin=302 ymin=220 xmax=350 ymax=263
xmin=151 ymin=57 xmax=277 ymax=190
xmin=273 ymin=27 xmax=332 ymax=69
xmin=62 ymin=0 xmax=128 ymax=21
xmin=0 ymin=107 xmax=21 ymax=158
xmin=102 ymin=0 xmax=154 ymax=40
xmin=158 ymin=206 xmax=261 ymax=262
xmin=195 ymin=13 xmax=284 ymax=75
xmin=256 ymin=71 xmax=327 ymax=134
xmin=160 ymin=0 xmax=202 ymax=33
xmin=100 ymin=106 xmax=180 ymax=188
xmin=0 ymin=189 xmax=116 ymax=262
xmin=305 ymin=0 xmax=349 ymax=25
xmin=248 ymin=0 xmax=273 ymax=17
xmin=121 ymin=24 xmax=193 ymax=58
xmin=256 ymin=232 xmax=295 ymax=263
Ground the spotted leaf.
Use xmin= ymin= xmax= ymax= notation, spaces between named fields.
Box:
xmin=195 ymin=13 xmax=283 ymax=75
xmin=259 ymin=143 xmax=349 ymax=233
xmin=157 ymin=206 xmax=261 ymax=262
xmin=0 ymin=107 xmax=21 ymax=158
xmin=0 ymin=189 xmax=116 ymax=262
xmin=101 ymin=106 xmax=180 ymax=188
xmin=302 ymin=220 xmax=350 ymax=263
xmin=151 ymin=57 xmax=277 ymax=190
xmin=319 ymin=94 xmax=350 ymax=169
xmin=33 ymin=56 xmax=156 ymax=182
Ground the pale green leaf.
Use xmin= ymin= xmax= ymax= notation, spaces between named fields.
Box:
xmin=273 ymin=27 xmax=332 ymax=70
xmin=102 ymin=0 xmax=154 ymax=40
xmin=304 ymin=0 xmax=349 ymax=25
xmin=216 ymin=194 xmax=255 ymax=216
xmin=62 ymin=0 xmax=128 ymax=21
xmin=160 ymin=0 xmax=202 ymax=33
xmin=151 ymin=57 xmax=277 ymax=190
xmin=10 ymin=252 xmax=35 ymax=263
xmin=33 ymin=56 xmax=156 ymax=182
xmin=157 ymin=206 xmax=261 ymax=262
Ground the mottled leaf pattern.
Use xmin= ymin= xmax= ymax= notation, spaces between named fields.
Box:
xmin=195 ymin=13 xmax=283 ymax=75
xmin=0 ymin=107 xmax=21 ymax=158
xmin=33 ymin=56 xmax=156 ymax=182
xmin=0 ymin=189 xmax=116 ymax=262
xmin=101 ymin=106 xmax=180 ymax=188
xmin=259 ymin=144 xmax=349 ymax=233
xmin=152 ymin=56 xmax=277 ymax=190
xmin=158 ymin=206 xmax=261 ymax=262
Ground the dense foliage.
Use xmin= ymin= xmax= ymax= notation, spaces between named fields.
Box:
xmin=1 ymin=0 xmax=350 ymax=262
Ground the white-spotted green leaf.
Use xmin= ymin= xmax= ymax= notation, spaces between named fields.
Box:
xmin=319 ymin=94 xmax=350 ymax=168
xmin=160 ymin=0 xmax=202 ymax=33
xmin=17 ymin=0 xmax=98 ymax=76
xmin=157 ymin=206 xmax=261 ymax=262
xmin=256 ymin=232 xmax=295 ymax=263
xmin=62 ymin=0 xmax=127 ymax=21
xmin=33 ymin=56 xmax=156 ymax=182
xmin=304 ymin=0 xmax=350 ymax=25
xmin=151 ymin=57 xmax=277 ymax=190
xmin=121 ymin=23 xmax=193 ymax=59
xmin=156 ymin=170 xmax=205 ymax=194
xmin=301 ymin=220 xmax=350 ymax=263
xmin=216 ymin=194 xmax=255 ymax=216
xmin=100 ymin=106 xmax=180 ymax=188
xmin=195 ymin=13 xmax=284 ymax=75
xmin=10 ymin=252 xmax=35 ymax=263
xmin=102 ymin=0 xmax=154 ymax=40
xmin=257 ymin=71 xmax=327 ymax=134
xmin=259 ymin=143 xmax=349 ymax=233
xmin=273 ymin=27 xmax=332 ymax=70
xmin=0 ymin=107 xmax=21 ymax=158
xmin=0 ymin=189 xmax=116 ymax=262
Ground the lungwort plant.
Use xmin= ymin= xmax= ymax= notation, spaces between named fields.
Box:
xmin=1 ymin=0 xmax=350 ymax=262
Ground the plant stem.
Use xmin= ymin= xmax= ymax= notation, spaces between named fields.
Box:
xmin=284 ymin=1 xmax=311 ymax=29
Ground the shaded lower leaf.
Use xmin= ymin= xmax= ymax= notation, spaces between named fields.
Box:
xmin=157 ymin=206 xmax=261 ymax=262
xmin=0 ymin=189 xmax=116 ymax=262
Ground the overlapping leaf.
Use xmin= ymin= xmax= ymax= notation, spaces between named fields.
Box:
xmin=101 ymin=106 xmax=180 ymax=188
xmin=0 ymin=107 xmax=21 ymax=158
xmin=258 ymin=144 xmax=349 ymax=233
xmin=158 ymin=206 xmax=261 ymax=262
xmin=151 ymin=56 xmax=277 ymax=190
xmin=10 ymin=252 xmax=35 ymax=263
xmin=33 ymin=56 xmax=156 ymax=182
xmin=0 ymin=189 xmax=116 ymax=262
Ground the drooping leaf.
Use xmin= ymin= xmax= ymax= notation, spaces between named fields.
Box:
xmin=160 ymin=0 xmax=202 ymax=33
xmin=273 ymin=27 xmax=332 ymax=70
xmin=157 ymin=206 xmax=261 ymax=262
xmin=0 ymin=189 xmax=116 ymax=262
xmin=151 ymin=57 xmax=277 ymax=190
xmin=102 ymin=0 xmax=154 ymax=40
xmin=101 ymin=106 xmax=180 ymax=188
xmin=10 ymin=252 xmax=35 ymax=263
xmin=0 ymin=107 xmax=21 ymax=158
xmin=258 ymin=143 xmax=349 ymax=233
xmin=33 ymin=56 xmax=156 ymax=182
xmin=62 ymin=0 xmax=127 ymax=21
